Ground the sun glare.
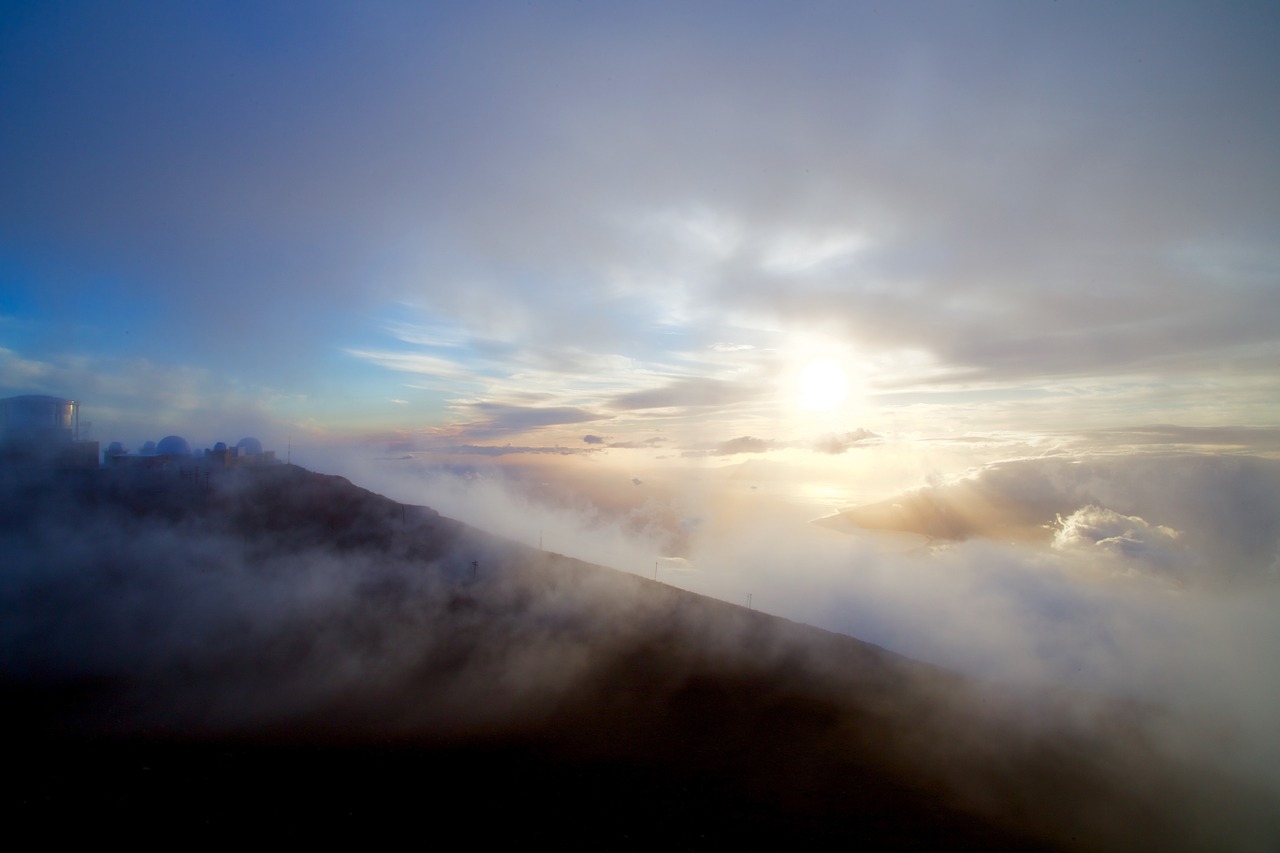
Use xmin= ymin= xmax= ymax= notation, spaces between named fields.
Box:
xmin=798 ymin=358 xmax=848 ymax=411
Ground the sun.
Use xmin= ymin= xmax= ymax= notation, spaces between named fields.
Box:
xmin=797 ymin=358 xmax=848 ymax=411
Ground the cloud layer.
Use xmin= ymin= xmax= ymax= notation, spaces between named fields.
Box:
xmin=311 ymin=449 xmax=1280 ymax=805
xmin=2 ymin=2 xmax=1278 ymax=446
xmin=4 ymin=460 xmax=1279 ymax=849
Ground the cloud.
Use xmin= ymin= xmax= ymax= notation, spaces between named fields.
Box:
xmin=682 ymin=435 xmax=780 ymax=458
xmin=603 ymin=437 xmax=667 ymax=450
xmin=830 ymin=454 xmax=1280 ymax=586
xmin=1053 ymin=505 xmax=1185 ymax=568
xmin=610 ymin=377 xmax=758 ymax=412
xmin=344 ymin=349 xmax=477 ymax=382
xmin=714 ymin=436 xmax=776 ymax=456
xmin=1075 ymin=425 xmax=1280 ymax=454
xmin=457 ymin=403 xmax=608 ymax=438
xmin=446 ymin=445 xmax=596 ymax=458
xmin=812 ymin=429 xmax=878 ymax=455
xmin=354 ymin=404 xmax=611 ymax=454
xmin=582 ymin=433 xmax=668 ymax=451
xmin=3 ymin=3 xmax=1279 ymax=436
xmin=370 ymin=438 xmax=602 ymax=459
xmin=317 ymin=445 xmax=1280 ymax=834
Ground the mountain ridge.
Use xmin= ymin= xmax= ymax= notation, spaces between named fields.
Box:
xmin=2 ymin=463 xmax=1274 ymax=849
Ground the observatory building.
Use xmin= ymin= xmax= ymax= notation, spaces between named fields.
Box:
xmin=200 ymin=436 xmax=276 ymax=468
xmin=2 ymin=392 xmax=275 ymax=474
xmin=103 ymin=433 xmax=276 ymax=471
xmin=0 ymin=395 xmax=99 ymax=469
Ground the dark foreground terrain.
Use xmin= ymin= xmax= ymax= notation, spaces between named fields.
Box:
xmin=2 ymin=464 xmax=1275 ymax=849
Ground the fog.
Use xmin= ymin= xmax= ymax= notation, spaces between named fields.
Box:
xmin=3 ymin=452 xmax=1279 ymax=848
xmin=313 ymin=448 xmax=1280 ymax=792
xmin=1 ymin=467 xmax=646 ymax=735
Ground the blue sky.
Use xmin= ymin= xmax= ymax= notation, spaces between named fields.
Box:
xmin=2 ymin=1 xmax=1279 ymax=458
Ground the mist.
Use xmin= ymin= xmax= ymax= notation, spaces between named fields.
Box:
xmin=3 ymin=452 xmax=1279 ymax=849
xmin=312 ymin=447 xmax=1280 ymax=797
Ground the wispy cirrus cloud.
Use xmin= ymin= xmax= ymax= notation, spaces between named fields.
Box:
xmin=681 ymin=436 xmax=780 ymax=458
xmin=582 ymin=435 xmax=667 ymax=450
xmin=460 ymin=402 xmax=608 ymax=436
xmin=343 ymin=349 xmax=481 ymax=383
xmin=610 ymin=377 xmax=760 ymax=412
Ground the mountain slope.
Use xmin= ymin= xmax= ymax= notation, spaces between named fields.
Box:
xmin=2 ymin=464 xmax=1274 ymax=849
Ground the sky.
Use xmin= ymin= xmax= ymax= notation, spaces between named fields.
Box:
xmin=5 ymin=1 xmax=1280 ymax=813
xmin=2 ymin=1 xmax=1278 ymax=460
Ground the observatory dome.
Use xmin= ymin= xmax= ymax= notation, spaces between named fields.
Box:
xmin=141 ymin=440 xmax=157 ymax=454
xmin=107 ymin=441 xmax=125 ymax=455
xmin=156 ymin=435 xmax=192 ymax=457
xmin=236 ymin=436 xmax=263 ymax=455
xmin=214 ymin=441 xmax=227 ymax=452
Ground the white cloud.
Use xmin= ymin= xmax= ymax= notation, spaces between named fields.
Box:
xmin=344 ymin=349 xmax=475 ymax=382
xmin=760 ymin=229 xmax=870 ymax=275
xmin=1053 ymin=505 xmax=1184 ymax=568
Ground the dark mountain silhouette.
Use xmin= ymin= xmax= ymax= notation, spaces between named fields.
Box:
xmin=1 ymin=464 xmax=1274 ymax=849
